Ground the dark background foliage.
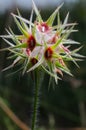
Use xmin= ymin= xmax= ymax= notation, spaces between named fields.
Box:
xmin=0 ymin=0 xmax=86 ymax=129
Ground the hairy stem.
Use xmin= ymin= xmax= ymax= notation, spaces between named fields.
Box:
xmin=31 ymin=71 xmax=40 ymax=130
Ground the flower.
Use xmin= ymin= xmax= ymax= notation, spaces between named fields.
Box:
xmin=0 ymin=0 xmax=84 ymax=83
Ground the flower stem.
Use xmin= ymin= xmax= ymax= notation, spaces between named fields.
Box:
xmin=31 ymin=70 xmax=40 ymax=130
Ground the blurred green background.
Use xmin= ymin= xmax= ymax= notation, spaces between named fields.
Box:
xmin=0 ymin=0 xmax=86 ymax=130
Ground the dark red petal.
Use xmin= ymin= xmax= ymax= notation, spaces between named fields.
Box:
xmin=31 ymin=58 xmax=38 ymax=65
xmin=27 ymin=35 xmax=36 ymax=51
xmin=44 ymin=47 xmax=53 ymax=60
xmin=38 ymin=22 xmax=49 ymax=33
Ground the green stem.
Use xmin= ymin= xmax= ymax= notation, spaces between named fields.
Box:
xmin=31 ymin=71 xmax=40 ymax=130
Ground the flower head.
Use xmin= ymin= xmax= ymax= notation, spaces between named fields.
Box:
xmin=0 ymin=0 xmax=84 ymax=83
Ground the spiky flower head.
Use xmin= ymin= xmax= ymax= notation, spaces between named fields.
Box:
xmin=1 ymin=0 xmax=83 ymax=83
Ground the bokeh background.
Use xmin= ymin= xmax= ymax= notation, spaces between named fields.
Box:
xmin=0 ymin=0 xmax=86 ymax=130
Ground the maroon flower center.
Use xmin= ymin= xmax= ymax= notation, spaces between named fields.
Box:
xmin=38 ymin=22 xmax=49 ymax=33
xmin=31 ymin=58 xmax=38 ymax=65
xmin=27 ymin=35 xmax=36 ymax=51
xmin=44 ymin=47 xmax=53 ymax=60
